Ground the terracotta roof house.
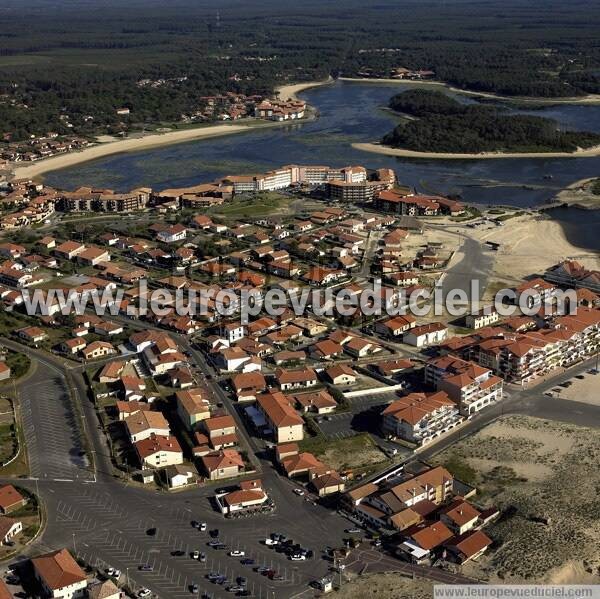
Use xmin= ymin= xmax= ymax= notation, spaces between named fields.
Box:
xmin=201 ymin=449 xmax=244 ymax=480
xmin=445 ymin=530 xmax=493 ymax=563
xmin=135 ymin=434 xmax=183 ymax=469
xmin=0 ymin=484 xmax=26 ymax=514
xmin=32 ymin=548 xmax=87 ymax=598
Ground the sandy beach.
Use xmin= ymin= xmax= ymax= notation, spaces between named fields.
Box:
xmin=339 ymin=76 xmax=600 ymax=105
xmin=276 ymin=76 xmax=334 ymax=100
xmin=11 ymin=123 xmax=254 ymax=180
xmin=473 ymin=212 xmax=600 ymax=284
xmin=352 ymin=141 xmax=600 ymax=160
xmin=10 ymin=78 xmax=333 ymax=181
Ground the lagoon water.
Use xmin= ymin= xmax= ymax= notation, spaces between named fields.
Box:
xmin=45 ymin=80 xmax=600 ymax=211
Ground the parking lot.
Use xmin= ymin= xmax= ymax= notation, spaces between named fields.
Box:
xmin=20 ymin=359 xmax=92 ymax=482
xmin=29 ymin=473 xmax=351 ymax=599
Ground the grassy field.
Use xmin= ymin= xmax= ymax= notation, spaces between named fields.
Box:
xmin=4 ymin=351 xmax=31 ymax=380
xmin=301 ymin=433 xmax=388 ymax=473
xmin=208 ymin=192 xmax=294 ymax=219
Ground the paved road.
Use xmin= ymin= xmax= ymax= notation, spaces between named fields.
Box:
xmin=346 ymin=547 xmax=478 ymax=584
xmin=441 ymin=236 xmax=495 ymax=303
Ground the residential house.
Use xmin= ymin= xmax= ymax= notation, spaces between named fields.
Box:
xmin=324 ymin=364 xmax=357 ymax=386
xmin=256 ymin=391 xmax=304 ymax=443
xmin=135 ymin=434 xmax=183 ymax=469
xmin=176 ymin=388 xmax=211 ymax=430
xmin=82 ymin=341 xmax=116 ymax=360
xmin=0 ymin=485 xmax=25 ymax=514
xmin=125 ymin=410 xmax=170 ymax=443
xmin=201 ymin=449 xmax=244 ymax=480
xmin=165 ymin=464 xmax=195 ymax=489
xmin=32 ymin=548 xmax=87 ymax=599
xmin=275 ymin=367 xmax=318 ymax=391
xmin=0 ymin=516 xmax=22 ymax=545
xmin=404 ymin=323 xmax=448 ymax=347
xmin=292 ymin=390 xmax=337 ymax=415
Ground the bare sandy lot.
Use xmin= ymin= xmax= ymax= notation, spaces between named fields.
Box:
xmin=433 ymin=415 xmax=600 ymax=584
xmin=550 ymin=372 xmax=600 ymax=407
xmin=471 ymin=213 xmax=600 ymax=286
xmin=353 ymin=141 xmax=600 ymax=160
xmin=330 ymin=571 xmax=433 ymax=599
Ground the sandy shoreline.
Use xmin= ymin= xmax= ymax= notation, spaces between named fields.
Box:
xmin=11 ymin=123 xmax=254 ymax=180
xmin=353 ymin=141 xmax=600 ymax=160
xmin=276 ymin=76 xmax=334 ymax=100
xmin=553 ymin=176 xmax=600 ymax=210
xmin=339 ymin=76 xmax=600 ymax=105
xmin=10 ymin=78 xmax=334 ymax=181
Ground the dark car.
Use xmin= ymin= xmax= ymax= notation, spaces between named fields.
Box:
xmin=240 ymin=558 xmax=255 ymax=565
xmin=237 ymin=576 xmax=247 ymax=586
xmin=210 ymin=529 xmax=220 ymax=538
xmin=190 ymin=583 xmax=199 ymax=593
xmin=146 ymin=527 xmax=157 ymax=536
xmin=171 ymin=550 xmax=185 ymax=556
xmin=138 ymin=565 xmax=153 ymax=571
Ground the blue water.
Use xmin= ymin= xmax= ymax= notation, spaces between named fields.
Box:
xmin=45 ymin=80 xmax=600 ymax=209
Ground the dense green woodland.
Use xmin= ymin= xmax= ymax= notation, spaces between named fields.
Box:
xmin=382 ymin=89 xmax=600 ymax=153
xmin=1 ymin=0 xmax=600 ymax=139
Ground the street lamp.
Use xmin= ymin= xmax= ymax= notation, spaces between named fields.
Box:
xmin=72 ymin=532 xmax=77 ymax=554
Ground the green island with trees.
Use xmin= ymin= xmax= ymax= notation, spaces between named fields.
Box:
xmin=381 ymin=89 xmax=600 ymax=154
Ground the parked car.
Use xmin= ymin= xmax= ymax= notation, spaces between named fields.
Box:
xmin=138 ymin=565 xmax=153 ymax=572
xmin=199 ymin=552 xmax=207 ymax=563
xmin=200 ymin=522 xmax=207 ymax=531
xmin=106 ymin=567 xmax=121 ymax=578
xmin=192 ymin=551 xmax=200 ymax=560
xmin=290 ymin=554 xmax=306 ymax=561
xmin=229 ymin=550 xmax=245 ymax=557
xmin=171 ymin=550 xmax=185 ymax=557
xmin=240 ymin=558 xmax=255 ymax=565
xmin=138 ymin=589 xmax=152 ymax=598
xmin=345 ymin=528 xmax=361 ymax=534
xmin=293 ymin=488 xmax=305 ymax=496
xmin=146 ymin=527 xmax=157 ymax=536
xmin=190 ymin=583 xmax=199 ymax=593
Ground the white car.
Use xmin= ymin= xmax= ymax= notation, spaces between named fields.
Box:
xmin=200 ymin=522 xmax=207 ymax=531
xmin=138 ymin=590 xmax=152 ymax=598
xmin=229 ymin=550 xmax=245 ymax=557
xmin=293 ymin=488 xmax=305 ymax=496
xmin=192 ymin=551 xmax=200 ymax=560
xmin=264 ymin=538 xmax=278 ymax=546
xmin=290 ymin=554 xmax=306 ymax=561
xmin=106 ymin=567 xmax=121 ymax=578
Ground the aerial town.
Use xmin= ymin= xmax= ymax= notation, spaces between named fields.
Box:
xmin=0 ymin=1 xmax=600 ymax=599
xmin=0 ymin=145 xmax=598 ymax=598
